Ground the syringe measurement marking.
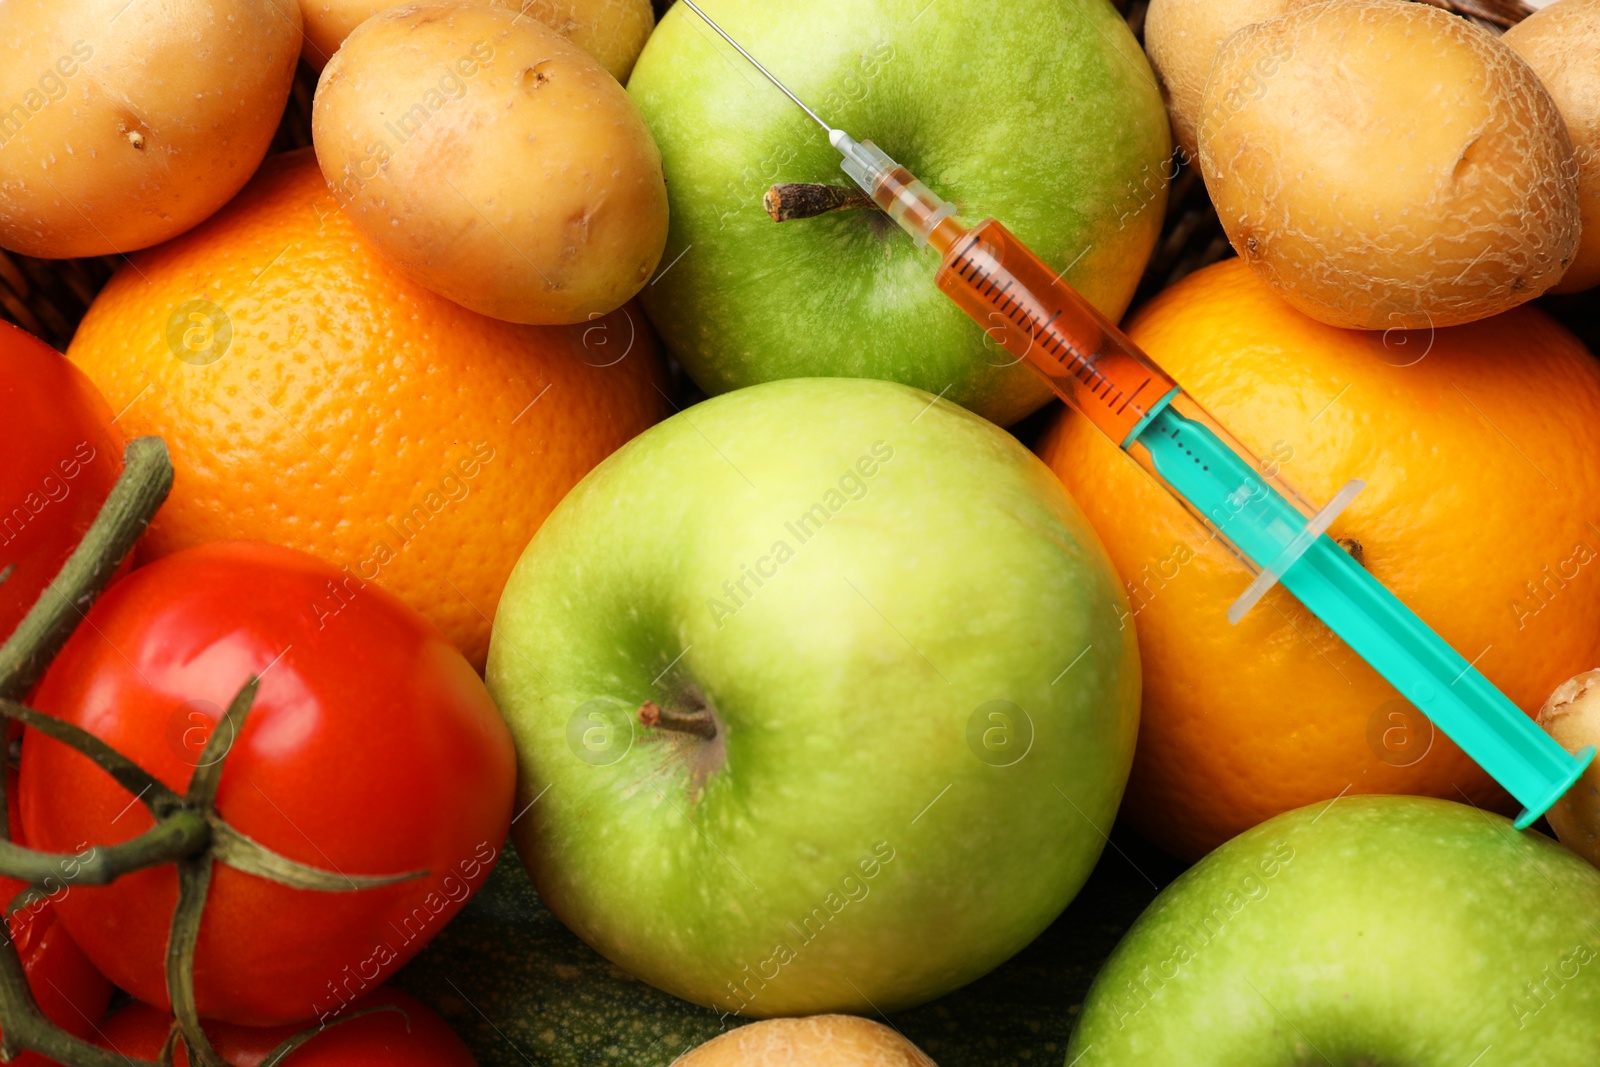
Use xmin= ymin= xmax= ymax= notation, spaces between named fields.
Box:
xmin=956 ymin=252 xmax=1098 ymax=385
xmin=955 ymin=247 xmax=1140 ymax=413
xmin=955 ymin=249 xmax=1110 ymax=396
xmin=1119 ymin=377 xmax=1152 ymax=416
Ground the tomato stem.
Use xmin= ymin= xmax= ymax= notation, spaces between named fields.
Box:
xmin=158 ymin=1022 xmax=182 ymax=1067
xmin=167 ymin=854 xmax=225 ymax=1067
xmin=0 ymin=698 xmax=210 ymax=885
xmin=0 ymin=806 xmax=208 ymax=886
xmin=0 ymin=938 xmax=167 ymax=1067
xmin=0 ymin=889 xmax=174 ymax=1065
xmin=0 ymin=698 xmax=182 ymax=816
xmin=164 ymin=679 xmax=245 ymax=1067
xmin=209 ymin=819 xmax=427 ymax=891
xmin=0 ymin=437 xmax=177 ymax=1067
xmin=185 ymin=679 xmax=257 ymax=809
xmin=0 ymin=437 xmax=173 ymax=704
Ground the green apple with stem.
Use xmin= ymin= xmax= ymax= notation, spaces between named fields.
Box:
xmin=626 ymin=0 xmax=1170 ymax=427
xmin=1068 ymin=795 xmax=1600 ymax=1065
xmin=486 ymin=377 xmax=1139 ymax=1016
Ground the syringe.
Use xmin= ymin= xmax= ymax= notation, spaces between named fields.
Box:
xmin=679 ymin=0 xmax=1594 ymax=828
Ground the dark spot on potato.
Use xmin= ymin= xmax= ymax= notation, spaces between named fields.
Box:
xmin=118 ymin=115 xmax=149 ymax=151
xmin=519 ymin=61 xmax=554 ymax=91
xmin=1242 ymin=231 xmax=1261 ymax=260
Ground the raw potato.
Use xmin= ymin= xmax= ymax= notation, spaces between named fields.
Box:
xmin=1144 ymin=0 xmax=1290 ymax=163
xmin=676 ymin=1017 xmax=937 ymax=1067
xmin=0 ymin=0 xmax=302 ymax=259
xmin=312 ymin=3 xmax=669 ymax=325
xmin=299 ymin=0 xmax=391 ymax=66
xmin=298 ymin=0 xmax=655 ymax=82
xmin=1199 ymin=0 xmax=1581 ymax=330
xmin=498 ymin=0 xmax=655 ymax=83
xmin=1503 ymin=0 xmax=1600 ymax=293
xmin=1538 ymin=670 xmax=1600 ymax=868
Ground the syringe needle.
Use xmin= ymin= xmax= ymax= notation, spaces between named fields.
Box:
xmin=677 ymin=0 xmax=835 ymax=135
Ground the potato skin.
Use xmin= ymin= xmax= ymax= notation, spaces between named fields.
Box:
xmin=1503 ymin=0 xmax=1600 ymax=293
xmin=1144 ymin=0 xmax=1290 ymax=163
xmin=297 ymin=0 xmax=654 ymax=82
xmin=1539 ymin=670 xmax=1600 ymax=869
xmin=0 ymin=0 xmax=302 ymax=259
xmin=299 ymin=0 xmax=391 ymax=68
xmin=1199 ymin=0 xmax=1580 ymax=330
xmin=313 ymin=2 xmax=668 ymax=326
xmin=493 ymin=0 xmax=654 ymax=84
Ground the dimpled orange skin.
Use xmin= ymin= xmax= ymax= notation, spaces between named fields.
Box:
xmin=1037 ymin=258 xmax=1600 ymax=860
xmin=66 ymin=149 xmax=665 ymax=669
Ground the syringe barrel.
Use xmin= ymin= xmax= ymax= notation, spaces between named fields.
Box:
xmin=935 ymin=220 xmax=1171 ymax=443
xmin=933 ymin=218 xmax=1318 ymax=552
xmin=1125 ymin=391 xmax=1322 ymax=565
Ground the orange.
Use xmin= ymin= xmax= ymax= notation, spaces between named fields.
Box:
xmin=67 ymin=149 xmax=664 ymax=670
xmin=1038 ymin=257 xmax=1600 ymax=860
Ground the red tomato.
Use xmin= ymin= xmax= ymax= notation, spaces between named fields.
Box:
xmin=98 ymin=988 xmax=477 ymax=1066
xmin=0 ymin=320 xmax=123 ymax=641
xmin=7 ymin=901 xmax=114 ymax=1067
xmin=19 ymin=542 xmax=516 ymax=1026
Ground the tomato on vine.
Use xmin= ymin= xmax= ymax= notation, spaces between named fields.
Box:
xmin=5 ymin=902 xmax=113 ymax=1067
xmin=19 ymin=541 xmax=516 ymax=1026
xmin=0 ymin=323 xmax=123 ymax=1058
xmin=0 ymin=320 xmax=123 ymax=642
xmin=97 ymin=988 xmax=477 ymax=1066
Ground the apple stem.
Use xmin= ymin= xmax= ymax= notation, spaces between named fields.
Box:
xmin=763 ymin=183 xmax=875 ymax=222
xmin=639 ymin=700 xmax=717 ymax=740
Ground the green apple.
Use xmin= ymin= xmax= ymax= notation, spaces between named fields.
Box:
xmin=487 ymin=377 xmax=1139 ymax=1016
xmin=626 ymin=0 xmax=1170 ymax=427
xmin=1068 ymin=796 xmax=1600 ymax=1065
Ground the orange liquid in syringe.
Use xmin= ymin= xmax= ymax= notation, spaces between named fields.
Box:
xmin=933 ymin=219 xmax=1176 ymax=445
